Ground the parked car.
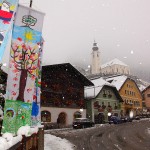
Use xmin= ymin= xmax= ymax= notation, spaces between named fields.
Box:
xmin=134 ymin=115 xmax=140 ymax=120
xmin=121 ymin=116 xmax=133 ymax=123
xmin=72 ymin=118 xmax=95 ymax=129
xmin=109 ymin=116 xmax=122 ymax=124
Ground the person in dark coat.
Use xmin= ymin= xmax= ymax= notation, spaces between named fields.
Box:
xmin=57 ymin=117 xmax=60 ymax=128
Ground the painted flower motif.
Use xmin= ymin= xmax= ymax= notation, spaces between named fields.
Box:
xmin=27 ymin=88 xmax=32 ymax=93
xmin=30 ymin=66 xmax=37 ymax=70
xmin=14 ymin=63 xmax=19 ymax=69
xmin=12 ymin=69 xmax=19 ymax=73
xmin=33 ymin=95 xmax=37 ymax=100
xmin=31 ymin=76 xmax=36 ymax=81
xmin=13 ymin=76 xmax=18 ymax=81
xmin=22 ymin=44 xmax=26 ymax=49
xmin=13 ymin=84 xmax=17 ymax=87
xmin=27 ymin=100 xmax=31 ymax=103
xmin=17 ymin=37 xmax=22 ymax=41
xmin=11 ymin=91 xmax=17 ymax=96
xmin=30 ymin=54 xmax=36 ymax=60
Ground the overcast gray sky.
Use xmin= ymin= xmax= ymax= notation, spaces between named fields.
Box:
xmin=2 ymin=0 xmax=150 ymax=82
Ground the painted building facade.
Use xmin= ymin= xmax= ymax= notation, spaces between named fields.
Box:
xmin=85 ymin=77 xmax=123 ymax=123
xmin=41 ymin=63 xmax=93 ymax=126
xmin=142 ymin=85 xmax=150 ymax=111
xmin=106 ymin=75 xmax=142 ymax=116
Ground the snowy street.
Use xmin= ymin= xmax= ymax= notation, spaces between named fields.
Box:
xmin=44 ymin=119 xmax=150 ymax=150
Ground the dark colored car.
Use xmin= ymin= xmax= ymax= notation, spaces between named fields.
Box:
xmin=109 ymin=116 xmax=122 ymax=124
xmin=121 ymin=116 xmax=133 ymax=123
xmin=72 ymin=118 xmax=95 ymax=129
xmin=134 ymin=115 xmax=140 ymax=120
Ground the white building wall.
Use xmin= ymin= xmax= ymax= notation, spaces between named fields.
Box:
xmin=101 ymin=64 xmax=130 ymax=75
xmin=41 ymin=107 xmax=86 ymax=125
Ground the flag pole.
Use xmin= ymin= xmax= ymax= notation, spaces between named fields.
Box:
xmin=30 ymin=0 xmax=33 ymax=8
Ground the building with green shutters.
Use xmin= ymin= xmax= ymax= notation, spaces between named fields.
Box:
xmin=85 ymin=77 xmax=123 ymax=123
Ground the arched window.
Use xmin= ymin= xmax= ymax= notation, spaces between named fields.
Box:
xmin=74 ymin=111 xmax=82 ymax=119
xmin=41 ymin=111 xmax=51 ymax=122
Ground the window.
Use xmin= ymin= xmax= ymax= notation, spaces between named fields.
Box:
xmin=147 ymin=94 xmax=150 ymax=97
xmin=103 ymin=90 xmax=106 ymax=97
xmin=41 ymin=111 xmax=51 ymax=122
xmin=103 ymin=90 xmax=106 ymax=94
xmin=108 ymin=91 xmax=112 ymax=98
xmin=94 ymin=101 xmax=99 ymax=108
xmin=74 ymin=111 xmax=82 ymax=119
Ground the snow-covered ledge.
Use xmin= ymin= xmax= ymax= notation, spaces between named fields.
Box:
xmin=0 ymin=125 xmax=43 ymax=150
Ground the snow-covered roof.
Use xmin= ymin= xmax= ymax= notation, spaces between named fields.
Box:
xmin=142 ymin=85 xmax=150 ymax=93
xmin=101 ymin=58 xmax=128 ymax=68
xmin=138 ymin=84 xmax=146 ymax=92
xmin=105 ymin=75 xmax=127 ymax=91
xmin=84 ymin=77 xmax=112 ymax=98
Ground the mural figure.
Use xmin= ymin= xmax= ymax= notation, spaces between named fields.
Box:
xmin=0 ymin=0 xmax=13 ymax=22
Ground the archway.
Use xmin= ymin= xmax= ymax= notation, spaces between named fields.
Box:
xmin=58 ymin=112 xmax=67 ymax=125
xmin=41 ymin=111 xmax=51 ymax=122
xmin=94 ymin=113 xmax=104 ymax=124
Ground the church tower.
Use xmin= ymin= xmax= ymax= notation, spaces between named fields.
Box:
xmin=91 ymin=41 xmax=101 ymax=74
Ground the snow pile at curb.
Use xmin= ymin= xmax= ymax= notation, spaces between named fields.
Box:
xmin=44 ymin=134 xmax=75 ymax=150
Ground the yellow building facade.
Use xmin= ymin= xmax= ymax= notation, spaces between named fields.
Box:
xmin=119 ymin=78 xmax=142 ymax=116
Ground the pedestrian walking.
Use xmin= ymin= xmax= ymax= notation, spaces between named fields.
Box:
xmin=57 ymin=117 xmax=60 ymax=128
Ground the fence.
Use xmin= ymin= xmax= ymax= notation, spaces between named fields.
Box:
xmin=7 ymin=127 xmax=44 ymax=150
